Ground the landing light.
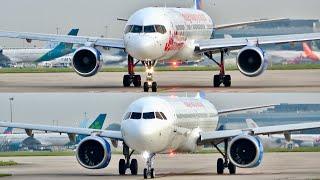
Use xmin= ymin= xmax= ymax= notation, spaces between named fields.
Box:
xmin=142 ymin=151 xmax=150 ymax=160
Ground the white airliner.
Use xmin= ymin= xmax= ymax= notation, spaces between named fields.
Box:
xmin=1 ymin=94 xmax=320 ymax=178
xmin=1 ymin=0 xmax=320 ymax=91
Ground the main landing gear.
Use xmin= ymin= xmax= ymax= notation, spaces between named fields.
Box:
xmin=213 ymin=139 xmax=236 ymax=175
xmin=119 ymin=143 xmax=138 ymax=176
xmin=205 ymin=49 xmax=231 ymax=88
xmin=142 ymin=61 xmax=157 ymax=92
xmin=143 ymin=153 xmax=156 ymax=179
xmin=123 ymin=55 xmax=141 ymax=88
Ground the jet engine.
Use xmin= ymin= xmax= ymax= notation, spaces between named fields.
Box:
xmin=227 ymin=135 xmax=263 ymax=168
xmin=76 ymin=136 xmax=111 ymax=169
xmin=72 ymin=47 xmax=102 ymax=77
xmin=236 ymin=46 xmax=268 ymax=77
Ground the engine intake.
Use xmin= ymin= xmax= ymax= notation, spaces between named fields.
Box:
xmin=76 ymin=136 xmax=111 ymax=169
xmin=236 ymin=46 xmax=268 ymax=77
xmin=72 ymin=47 xmax=102 ymax=77
xmin=228 ymin=135 xmax=263 ymax=168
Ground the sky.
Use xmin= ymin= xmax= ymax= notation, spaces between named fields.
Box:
xmin=0 ymin=93 xmax=319 ymax=132
xmin=0 ymin=0 xmax=320 ymax=47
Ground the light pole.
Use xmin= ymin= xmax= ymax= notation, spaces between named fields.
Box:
xmin=9 ymin=97 xmax=14 ymax=123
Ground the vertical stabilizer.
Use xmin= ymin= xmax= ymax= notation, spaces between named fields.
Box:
xmin=193 ymin=0 xmax=204 ymax=10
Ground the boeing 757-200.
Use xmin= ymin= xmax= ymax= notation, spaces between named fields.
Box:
xmin=0 ymin=93 xmax=320 ymax=178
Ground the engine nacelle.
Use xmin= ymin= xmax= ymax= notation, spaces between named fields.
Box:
xmin=76 ymin=136 xmax=111 ymax=169
xmin=236 ymin=46 xmax=268 ymax=77
xmin=72 ymin=47 xmax=102 ymax=77
xmin=228 ymin=135 xmax=263 ymax=168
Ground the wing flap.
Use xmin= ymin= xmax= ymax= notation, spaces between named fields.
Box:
xmin=215 ymin=18 xmax=288 ymax=29
xmin=218 ymin=104 xmax=274 ymax=115
xmin=0 ymin=31 xmax=125 ymax=49
xmin=195 ymin=33 xmax=320 ymax=53
xmin=0 ymin=121 xmax=123 ymax=140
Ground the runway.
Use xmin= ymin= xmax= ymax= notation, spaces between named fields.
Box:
xmin=0 ymin=153 xmax=319 ymax=179
xmin=0 ymin=70 xmax=319 ymax=92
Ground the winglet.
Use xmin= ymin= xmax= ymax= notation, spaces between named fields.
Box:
xmin=246 ymin=119 xmax=259 ymax=128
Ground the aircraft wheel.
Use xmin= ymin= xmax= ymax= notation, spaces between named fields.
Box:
xmin=213 ymin=75 xmax=221 ymax=87
xmin=143 ymin=82 xmax=149 ymax=92
xmin=150 ymin=168 xmax=155 ymax=179
xmin=223 ymin=75 xmax=231 ymax=87
xmin=151 ymin=82 xmax=157 ymax=92
xmin=143 ymin=168 xmax=148 ymax=179
xmin=133 ymin=75 xmax=141 ymax=87
xmin=217 ymin=158 xmax=224 ymax=175
xmin=228 ymin=162 xmax=236 ymax=174
xmin=123 ymin=75 xmax=131 ymax=87
xmin=119 ymin=159 xmax=126 ymax=175
xmin=130 ymin=159 xmax=138 ymax=175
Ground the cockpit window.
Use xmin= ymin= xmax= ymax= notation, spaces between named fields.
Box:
xmin=160 ymin=112 xmax=167 ymax=120
xmin=155 ymin=25 xmax=167 ymax=34
xmin=124 ymin=25 xmax=133 ymax=34
xmin=143 ymin=112 xmax=155 ymax=119
xmin=155 ymin=112 xmax=163 ymax=119
xmin=124 ymin=112 xmax=131 ymax=120
xmin=144 ymin=25 xmax=156 ymax=33
xmin=131 ymin=25 xmax=143 ymax=33
xmin=130 ymin=112 xmax=142 ymax=119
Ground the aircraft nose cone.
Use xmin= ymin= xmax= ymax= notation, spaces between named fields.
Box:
xmin=121 ymin=120 xmax=165 ymax=152
xmin=125 ymin=35 xmax=162 ymax=60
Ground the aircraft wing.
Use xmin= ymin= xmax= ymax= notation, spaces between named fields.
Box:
xmin=200 ymin=122 xmax=320 ymax=144
xmin=0 ymin=121 xmax=123 ymax=140
xmin=218 ymin=104 xmax=274 ymax=115
xmin=0 ymin=31 xmax=125 ymax=49
xmin=195 ymin=33 xmax=320 ymax=53
xmin=214 ymin=18 xmax=288 ymax=29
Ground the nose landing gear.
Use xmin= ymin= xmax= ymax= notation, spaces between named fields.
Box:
xmin=123 ymin=55 xmax=141 ymax=88
xmin=143 ymin=153 xmax=156 ymax=179
xmin=142 ymin=61 xmax=157 ymax=92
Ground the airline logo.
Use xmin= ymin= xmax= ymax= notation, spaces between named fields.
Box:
xmin=302 ymin=42 xmax=320 ymax=61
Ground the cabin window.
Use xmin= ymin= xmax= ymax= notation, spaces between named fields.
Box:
xmin=124 ymin=112 xmax=131 ymax=120
xmin=143 ymin=112 xmax=155 ymax=119
xmin=155 ymin=25 xmax=167 ymax=34
xmin=130 ymin=112 xmax=142 ymax=119
xmin=144 ymin=25 xmax=156 ymax=33
xmin=131 ymin=25 xmax=143 ymax=33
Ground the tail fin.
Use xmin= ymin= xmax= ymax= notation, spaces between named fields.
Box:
xmin=246 ymin=119 xmax=259 ymax=128
xmin=303 ymin=42 xmax=313 ymax=56
xmin=3 ymin=127 xmax=13 ymax=134
xmin=76 ymin=114 xmax=107 ymax=143
xmin=195 ymin=91 xmax=206 ymax=99
xmin=38 ymin=28 xmax=79 ymax=62
xmin=193 ymin=0 xmax=204 ymax=10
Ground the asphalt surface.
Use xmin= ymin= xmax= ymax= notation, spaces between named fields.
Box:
xmin=0 ymin=70 xmax=319 ymax=92
xmin=0 ymin=153 xmax=319 ymax=180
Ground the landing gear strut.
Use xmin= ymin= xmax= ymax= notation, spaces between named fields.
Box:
xmin=123 ymin=55 xmax=141 ymax=87
xmin=142 ymin=61 xmax=157 ymax=92
xmin=213 ymin=139 xmax=236 ymax=175
xmin=143 ymin=153 xmax=156 ymax=179
xmin=205 ymin=49 xmax=231 ymax=87
xmin=119 ymin=143 xmax=138 ymax=175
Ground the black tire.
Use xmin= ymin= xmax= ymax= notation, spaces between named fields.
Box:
xmin=123 ymin=75 xmax=131 ymax=87
xmin=143 ymin=82 xmax=149 ymax=92
xmin=217 ymin=158 xmax=224 ymax=175
xmin=130 ymin=159 xmax=138 ymax=175
xmin=213 ymin=75 xmax=221 ymax=87
xmin=223 ymin=75 xmax=231 ymax=87
xmin=228 ymin=162 xmax=236 ymax=175
xmin=150 ymin=168 xmax=155 ymax=179
xmin=143 ymin=168 xmax=148 ymax=179
xmin=133 ymin=75 xmax=141 ymax=87
xmin=151 ymin=82 xmax=157 ymax=92
xmin=119 ymin=159 xmax=126 ymax=175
